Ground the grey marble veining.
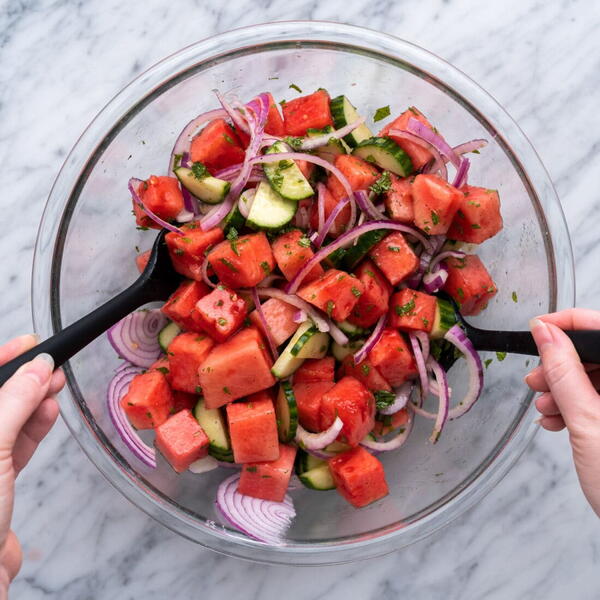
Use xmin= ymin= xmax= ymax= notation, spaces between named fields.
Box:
xmin=1 ymin=0 xmax=599 ymax=598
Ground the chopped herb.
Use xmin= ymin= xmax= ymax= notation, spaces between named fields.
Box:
xmin=422 ymin=317 xmax=430 ymax=327
xmin=246 ymin=466 xmax=258 ymax=472
xmin=511 ymin=291 xmax=518 ymax=303
xmin=219 ymin=257 xmax=238 ymax=272
xmin=326 ymin=300 xmax=335 ymax=316
xmin=361 ymin=364 xmax=370 ymax=375
xmin=457 ymin=287 xmax=465 ymax=299
xmin=268 ymin=76 xmax=279 ymax=80
xmin=297 ymin=236 xmax=311 ymax=248
xmin=261 ymin=475 xmax=272 ymax=478
xmin=373 ymin=105 xmax=391 ymax=122
xmin=365 ymin=269 xmax=375 ymax=277
xmin=181 ymin=237 xmax=192 ymax=243
xmin=484 ymin=358 xmax=493 ymax=369
xmin=271 ymin=173 xmax=284 ymax=188
xmin=195 ymin=386 xmax=202 ymax=394
xmin=454 ymin=257 xmax=467 ymax=269
xmin=387 ymin=245 xmax=400 ymax=253
xmin=289 ymin=83 xmax=302 ymax=93
xmin=136 ymin=226 xmax=149 ymax=231
xmin=216 ymin=299 xmax=224 ymax=307
xmin=223 ymin=386 xmax=231 ymax=394
xmin=408 ymin=106 xmax=419 ymax=115
xmin=467 ymin=201 xmax=481 ymax=207
xmin=195 ymin=335 xmax=206 ymax=341
xmin=217 ymin=318 xmax=228 ymax=327
xmin=394 ymin=298 xmax=415 ymax=316
xmin=496 ymin=351 xmax=507 ymax=362
xmin=486 ymin=285 xmax=496 ymax=293
xmin=431 ymin=211 xmax=440 ymax=226
xmin=471 ymin=223 xmax=481 ymax=229
xmin=260 ymin=261 xmax=271 ymax=275
xmin=243 ymin=317 xmax=251 ymax=327
xmin=223 ymin=134 xmax=234 ymax=145
xmin=351 ymin=286 xmax=362 ymax=298
xmin=471 ymin=149 xmax=480 ymax=154
xmin=279 ymin=99 xmax=286 ymax=106
xmin=364 ymin=154 xmax=377 ymax=164
xmin=155 ymin=367 xmax=169 ymax=375
xmin=191 ymin=161 xmax=210 ymax=180
xmin=174 ymin=248 xmax=184 ymax=256
xmin=283 ymin=136 xmax=303 ymax=151
xmin=226 ymin=227 xmax=240 ymax=255
xmin=134 ymin=245 xmax=140 ymax=253
xmin=374 ymin=390 xmax=396 ymax=411
xmin=367 ymin=170 xmax=392 ymax=195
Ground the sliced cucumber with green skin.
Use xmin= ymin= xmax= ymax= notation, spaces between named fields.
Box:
xmin=276 ymin=381 xmax=298 ymax=443
xmin=325 ymin=246 xmax=347 ymax=268
xmin=221 ymin=203 xmax=245 ymax=235
xmin=430 ymin=298 xmax=458 ymax=339
xmin=299 ymin=464 xmax=336 ymax=490
xmin=336 ymin=320 xmax=369 ymax=339
xmin=332 ymin=339 xmax=365 ymax=362
xmin=306 ymin=125 xmax=348 ymax=162
xmin=272 ymin=321 xmax=330 ymax=378
xmin=193 ymin=400 xmax=233 ymax=461
xmin=246 ymin=180 xmax=297 ymax=231
xmin=324 ymin=440 xmax=351 ymax=453
xmin=342 ymin=229 xmax=389 ymax=270
xmin=330 ymin=95 xmax=373 ymax=148
xmin=352 ymin=137 xmax=414 ymax=177
xmin=295 ymin=450 xmax=326 ymax=475
xmin=263 ymin=141 xmax=314 ymax=201
xmin=290 ymin=325 xmax=330 ymax=359
xmin=174 ymin=167 xmax=231 ymax=204
xmin=158 ymin=322 xmax=181 ymax=353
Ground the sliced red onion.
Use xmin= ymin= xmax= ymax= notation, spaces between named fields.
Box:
xmin=128 ymin=178 xmax=185 ymax=235
xmin=216 ymin=472 xmax=295 ymax=545
xmin=452 ymin=157 xmax=470 ymax=188
xmin=201 ymin=257 xmax=217 ymax=288
xmin=317 ymin=182 xmax=326 ymax=234
xmin=189 ymin=455 xmax=219 ymax=474
xmin=410 ymin=332 xmax=429 ymax=402
xmin=387 ymin=128 xmax=448 ymax=180
xmin=415 ymin=331 xmax=430 ymax=362
xmin=354 ymin=190 xmax=385 ymax=220
xmin=379 ymin=382 xmax=414 ymax=416
xmin=296 ymin=417 xmax=343 ymax=450
xmin=293 ymin=310 xmax=307 ymax=323
xmin=313 ymin=197 xmax=349 ymax=248
xmin=445 ymin=325 xmax=483 ymax=419
xmin=285 ymin=220 xmax=433 ymax=295
xmin=327 ymin=321 xmax=349 ymax=346
xmin=215 ymin=164 xmax=263 ymax=182
xmin=107 ymin=364 xmax=156 ymax=468
xmin=257 ymin=274 xmax=284 ymax=288
xmin=406 ymin=234 xmax=446 ymax=288
xmin=353 ymin=314 xmax=386 ymax=365
xmin=406 ymin=117 xmax=460 ymax=168
xmin=107 ymin=310 xmax=167 ymax=368
xmin=214 ymin=90 xmax=250 ymax=134
xmin=361 ymin=407 xmax=414 ymax=451
xmin=292 ymin=198 xmax=312 ymax=230
xmin=422 ymin=265 xmax=448 ymax=293
xmin=429 ymin=250 xmax=466 ymax=273
xmin=237 ymin=188 xmax=256 ymax=219
xmin=299 ymin=117 xmax=366 ymax=151
xmin=453 ymin=139 xmax=488 ymax=156
xmin=176 ymin=207 xmax=195 ymax=223
xmin=251 ymin=287 xmax=279 ymax=359
xmin=426 ymin=356 xmax=450 ymax=443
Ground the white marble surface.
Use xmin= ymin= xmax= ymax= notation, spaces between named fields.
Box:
xmin=2 ymin=0 xmax=599 ymax=597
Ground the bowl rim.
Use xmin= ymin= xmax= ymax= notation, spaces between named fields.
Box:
xmin=32 ymin=20 xmax=575 ymax=565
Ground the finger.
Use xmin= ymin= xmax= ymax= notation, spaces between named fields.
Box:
xmin=0 ymin=334 xmax=39 ymax=366
xmin=538 ymin=414 xmax=566 ymax=432
xmin=0 ymin=354 xmax=54 ymax=453
xmin=530 ymin=319 xmax=600 ymax=432
xmin=0 ymin=530 xmax=22 ymax=582
xmin=536 ymin=308 xmax=600 ymax=331
xmin=13 ymin=396 xmax=60 ymax=474
xmin=535 ymin=392 xmax=561 ymax=416
xmin=48 ymin=368 xmax=66 ymax=396
xmin=525 ymin=366 xmax=550 ymax=392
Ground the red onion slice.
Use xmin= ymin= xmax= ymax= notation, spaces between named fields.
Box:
xmin=388 ymin=128 xmax=448 ymax=180
xmin=313 ymin=197 xmax=350 ymax=249
xmin=410 ymin=332 xmax=429 ymax=402
xmin=360 ymin=407 xmax=414 ymax=451
xmin=316 ymin=182 xmax=326 ymax=238
xmin=128 ymin=178 xmax=185 ymax=235
xmin=216 ymin=472 xmax=296 ymax=545
xmin=406 ymin=117 xmax=461 ymax=168
xmin=326 ymin=321 xmax=349 ymax=346
xmin=251 ymin=287 xmax=279 ymax=359
xmin=214 ymin=90 xmax=250 ymax=134
xmin=452 ymin=139 xmax=488 ymax=156
xmin=237 ymin=188 xmax=256 ymax=219
xmin=429 ymin=250 xmax=466 ymax=273
xmin=292 ymin=310 xmax=307 ymax=324
xmin=353 ymin=314 xmax=386 ymax=365
xmin=107 ymin=310 xmax=167 ymax=368
xmin=426 ymin=356 xmax=450 ymax=443
xmin=299 ymin=117 xmax=366 ymax=151
xmin=201 ymin=257 xmax=217 ymax=289
xmin=296 ymin=417 xmax=343 ymax=450
xmin=422 ymin=265 xmax=448 ymax=294
xmin=379 ymin=382 xmax=414 ymax=416
xmin=107 ymin=364 xmax=156 ymax=468
xmin=354 ymin=190 xmax=385 ymax=220
xmin=452 ymin=157 xmax=470 ymax=188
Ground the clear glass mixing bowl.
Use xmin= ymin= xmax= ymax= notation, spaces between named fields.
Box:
xmin=32 ymin=21 xmax=574 ymax=565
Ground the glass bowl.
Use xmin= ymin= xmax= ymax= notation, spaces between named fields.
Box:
xmin=32 ymin=21 xmax=574 ymax=565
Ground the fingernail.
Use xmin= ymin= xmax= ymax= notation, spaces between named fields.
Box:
xmin=529 ymin=318 xmax=552 ymax=348
xmin=534 ymin=417 xmax=543 ymax=425
xmin=30 ymin=333 xmax=41 ymax=344
xmin=23 ymin=353 xmax=54 ymax=385
xmin=524 ymin=365 xmax=542 ymax=384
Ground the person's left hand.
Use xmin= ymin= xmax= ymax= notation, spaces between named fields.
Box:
xmin=0 ymin=335 xmax=64 ymax=595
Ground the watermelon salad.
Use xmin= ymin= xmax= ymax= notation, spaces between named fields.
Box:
xmin=106 ymin=88 xmax=502 ymax=545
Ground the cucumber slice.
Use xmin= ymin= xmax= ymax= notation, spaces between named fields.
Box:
xmin=430 ymin=298 xmax=458 ymax=339
xmin=158 ymin=322 xmax=181 ymax=353
xmin=193 ymin=399 xmax=233 ymax=461
xmin=263 ymin=141 xmax=314 ymax=201
xmin=306 ymin=126 xmax=348 ymax=163
xmin=174 ymin=166 xmax=231 ymax=204
xmin=221 ymin=203 xmax=245 ymax=235
xmin=290 ymin=325 xmax=329 ymax=359
xmin=331 ymin=339 xmax=365 ymax=362
xmin=352 ymin=137 xmax=414 ymax=177
xmin=299 ymin=464 xmax=335 ymax=490
xmin=295 ymin=450 xmax=326 ymax=475
xmin=342 ymin=229 xmax=389 ymax=270
xmin=276 ymin=381 xmax=298 ymax=443
xmin=325 ymin=246 xmax=347 ymax=268
xmin=271 ymin=321 xmax=314 ymax=379
xmin=325 ymin=440 xmax=351 ymax=453
xmin=336 ymin=320 xmax=369 ymax=339
xmin=330 ymin=95 xmax=373 ymax=148
xmin=246 ymin=180 xmax=297 ymax=231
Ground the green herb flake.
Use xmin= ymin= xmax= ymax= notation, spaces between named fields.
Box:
xmin=496 ymin=351 xmax=507 ymax=362
xmin=471 ymin=149 xmax=480 ymax=154
xmin=289 ymin=83 xmax=302 ymax=93
xmin=268 ymin=76 xmax=279 ymax=80
xmin=387 ymin=245 xmax=401 ymax=253
xmin=223 ymin=386 xmax=232 ymax=394
xmin=374 ymin=390 xmax=396 ymax=411
xmin=181 ymin=237 xmax=192 ymax=244
xmin=457 ymin=287 xmax=465 ymax=299
xmin=223 ymin=134 xmax=235 ymax=145
xmin=174 ymin=248 xmax=184 ymax=256
xmin=226 ymin=227 xmax=240 ymax=255
xmin=351 ymin=286 xmax=362 ymax=298
xmin=364 ymin=154 xmax=377 ymax=164
xmin=373 ymin=105 xmax=391 ymax=122
xmin=246 ymin=466 xmax=258 ymax=472
xmin=195 ymin=386 xmax=202 ymax=394
xmin=326 ymin=300 xmax=335 ymax=316
xmin=297 ymin=237 xmax=311 ymax=248
xmin=361 ymin=364 xmax=370 ymax=376
xmin=260 ymin=261 xmax=271 ymax=275
xmin=155 ymin=367 xmax=169 ymax=375
xmin=136 ymin=226 xmax=149 ymax=231
xmin=408 ymin=106 xmax=419 ymax=116
xmin=261 ymin=474 xmax=272 ymax=478
xmin=394 ymin=298 xmax=415 ymax=316
xmin=511 ymin=291 xmax=518 ymax=303
xmin=422 ymin=317 xmax=430 ymax=327
xmin=484 ymin=358 xmax=493 ymax=369
xmin=431 ymin=211 xmax=440 ymax=226
xmin=219 ymin=257 xmax=238 ymax=272
xmin=471 ymin=223 xmax=482 ymax=229
xmin=134 ymin=245 xmax=140 ymax=253
xmin=191 ymin=162 xmax=210 ymax=180
xmin=217 ymin=318 xmax=228 ymax=327
xmin=283 ymin=136 xmax=304 ymax=151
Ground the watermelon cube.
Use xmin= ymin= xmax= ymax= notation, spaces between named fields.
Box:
xmin=309 ymin=184 xmax=351 ymax=238
xmin=120 ymin=371 xmax=174 ymax=430
xmin=368 ymin=328 xmax=417 ymax=387
xmin=282 ymin=90 xmax=334 ymax=136
xmin=293 ymin=357 xmax=335 ymax=383
xmin=412 ymin=174 xmax=463 ymax=235
xmin=272 ymin=229 xmax=324 ymax=284
xmin=368 ymin=232 xmax=419 ymax=286
xmin=326 ymin=154 xmax=379 ymax=202
xmin=161 ymin=280 xmax=210 ymax=332
xmin=135 ymin=249 xmax=151 ymax=273
xmin=447 ymin=185 xmax=503 ymax=244
xmin=348 ymin=259 xmax=391 ymax=327
xmin=167 ymin=332 xmax=214 ymax=394
xmin=388 ymin=288 xmax=437 ymax=333
xmin=192 ymin=285 xmax=248 ymax=342
xmin=338 ymin=355 xmax=391 ymax=392
xmin=373 ymin=408 xmax=409 ymax=437
xmin=249 ymin=297 xmax=300 ymax=347
xmin=189 ymin=118 xmax=246 ymax=173
xmin=132 ymin=176 xmax=184 ymax=229
xmin=293 ymin=380 xmax=335 ymax=432
xmin=171 ymin=391 xmax=197 ymax=414
xmin=384 ymin=174 xmax=414 ymax=223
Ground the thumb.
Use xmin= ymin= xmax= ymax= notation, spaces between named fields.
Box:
xmin=530 ymin=318 xmax=600 ymax=432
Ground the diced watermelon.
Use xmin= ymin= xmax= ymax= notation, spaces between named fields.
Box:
xmin=191 ymin=285 xmax=247 ymax=342
xmin=368 ymin=328 xmax=417 ymax=387
xmin=282 ymin=90 xmax=334 ymax=136
xmin=167 ymin=332 xmax=214 ymax=394
xmin=412 ymin=174 xmax=463 ymax=235
xmin=263 ymin=92 xmax=286 ymax=137
xmin=447 ymin=185 xmax=503 ymax=244
xmin=154 ymin=409 xmax=209 ymax=473
xmin=320 ymin=377 xmax=375 ymax=447
xmin=308 ymin=184 xmax=351 ymax=238
xmin=132 ymin=176 xmax=185 ymax=229
xmin=189 ymin=119 xmax=246 ymax=173
xmin=384 ymin=174 xmax=414 ymax=223
xmin=208 ymin=232 xmax=275 ymax=288
xmin=378 ymin=107 xmax=434 ymax=171
xmin=226 ymin=393 xmax=279 ymax=463
xmin=296 ymin=159 xmax=315 ymax=181
xmin=161 ymin=280 xmax=210 ymax=332
xmin=338 ymin=355 xmax=391 ymax=392
xmin=373 ymin=408 xmax=409 ymax=437
xmin=166 ymin=223 xmax=224 ymax=281
xmin=348 ymin=259 xmax=391 ymax=328
xmin=135 ymin=250 xmax=151 ymax=273
xmin=326 ymin=155 xmax=380 ymax=202
xmin=198 ymin=327 xmax=276 ymax=408
xmin=150 ymin=356 xmax=171 ymax=376
xmin=328 ymin=446 xmax=389 ymax=507
xmin=120 ymin=371 xmax=174 ymax=430
xmin=249 ymin=297 xmax=300 ymax=346
xmin=293 ymin=381 xmax=335 ymax=432
xmin=272 ymin=229 xmax=324 ymax=284
xmin=296 ymin=269 xmax=364 ymax=322
xmin=293 ymin=357 xmax=335 ymax=383
xmin=368 ymin=231 xmax=419 ymax=286
xmin=388 ymin=288 xmax=437 ymax=333
xmin=171 ymin=391 xmax=197 ymax=414
xmin=443 ymin=254 xmax=497 ymax=316
xmin=238 ymin=444 xmax=297 ymax=502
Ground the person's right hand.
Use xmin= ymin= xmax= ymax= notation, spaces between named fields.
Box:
xmin=526 ymin=309 xmax=600 ymax=517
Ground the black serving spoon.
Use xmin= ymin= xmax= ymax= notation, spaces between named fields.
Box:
xmin=0 ymin=230 xmax=180 ymax=385
xmin=435 ymin=293 xmax=600 ymax=371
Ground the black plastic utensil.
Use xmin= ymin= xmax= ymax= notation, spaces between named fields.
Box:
xmin=437 ymin=293 xmax=600 ymax=368
xmin=0 ymin=230 xmax=180 ymax=385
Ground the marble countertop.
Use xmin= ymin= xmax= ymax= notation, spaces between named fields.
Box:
xmin=3 ymin=0 xmax=599 ymax=598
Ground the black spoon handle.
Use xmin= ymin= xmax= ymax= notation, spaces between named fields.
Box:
xmin=469 ymin=329 xmax=600 ymax=363
xmin=0 ymin=278 xmax=153 ymax=386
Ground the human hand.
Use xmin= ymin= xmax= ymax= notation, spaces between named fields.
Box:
xmin=0 ymin=335 xmax=64 ymax=597
xmin=526 ymin=309 xmax=600 ymax=517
